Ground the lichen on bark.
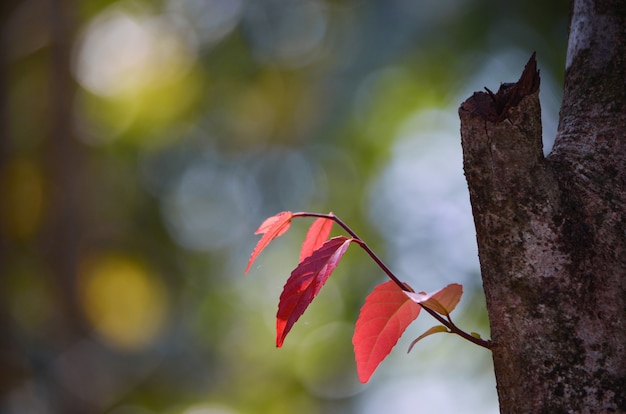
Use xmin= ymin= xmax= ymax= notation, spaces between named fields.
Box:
xmin=459 ymin=17 xmax=626 ymax=409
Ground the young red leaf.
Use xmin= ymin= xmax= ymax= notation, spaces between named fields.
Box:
xmin=276 ymin=236 xmax=352 ymax=347
xmin=352 ymin=280 xmax=422 ymax=383
xmin=407 ymin=325 xmax=449 ymax=353
xmin=299 ymin=215 xmax=334 ymax=261
xmin=246 ymin=211 xmax=294 ymax=274
xmin=404 ymin=283 xmax=463 ymax=316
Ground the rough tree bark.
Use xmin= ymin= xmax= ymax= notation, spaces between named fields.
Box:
xmin=459 ymin=1 xmax=625 ymax=412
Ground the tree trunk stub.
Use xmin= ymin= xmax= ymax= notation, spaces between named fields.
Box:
xmin=458 ymin=1 xmax=626 ymax=411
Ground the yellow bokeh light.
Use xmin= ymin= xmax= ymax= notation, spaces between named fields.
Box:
xmin=79 ymin=254 xmax=168 ymax=351
xmin=73 ymin=3 xmax=203 ymax=147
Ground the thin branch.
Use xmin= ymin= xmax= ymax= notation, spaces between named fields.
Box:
xmin=292 ymin=212 xmax=492 ymax=350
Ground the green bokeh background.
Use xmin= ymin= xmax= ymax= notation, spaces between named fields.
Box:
xmin=0 ymin=0 xmax=568 ymax=413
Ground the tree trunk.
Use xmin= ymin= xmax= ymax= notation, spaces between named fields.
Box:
xmin=459 ymin=1 xmax=626 ymax=412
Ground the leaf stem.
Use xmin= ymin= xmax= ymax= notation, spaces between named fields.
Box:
xmin=293 ymin=212 xmax=492 ymax=350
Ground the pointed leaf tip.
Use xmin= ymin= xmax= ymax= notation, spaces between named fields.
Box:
xmin=246 ymin=211 xmax=293 ymax=273
xmin=276 ymin=236 xmax=352 ymax=347
xmin=353 ymin=280 xmax=421 ymax=383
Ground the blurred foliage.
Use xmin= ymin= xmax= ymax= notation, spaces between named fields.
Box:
xmin=0 ymin=0 xmax=568 ymax=413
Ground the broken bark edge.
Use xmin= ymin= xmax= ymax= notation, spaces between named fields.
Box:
xmin=460 ymin=52 xmax=540 ymax=123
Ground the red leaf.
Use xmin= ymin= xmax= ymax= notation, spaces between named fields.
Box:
xmin=276 ymin=236 xmax=352 ymax=347
xmin=352 ymin=280 xmax=421 ymax=383
xmin=246 ymin=211 xmax=293 ymax=274
xmin=299 ymin=215 xmax=334 ymax=261
xmin=405 ymin=283 xmax=463 ymax=316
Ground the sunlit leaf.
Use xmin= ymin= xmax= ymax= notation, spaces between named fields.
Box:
xmin=352 ymin=280 xmax=421 ymax=383
xmin=407 ymin=325 xmax=448 ymax=353
xmin=405 ymin=283 xmax=463 ymax=316
xmin=255 ymin=211 xmax=292 ymax=235
xmin=276 ymin=236 xmax=352 ymax=347
xmin=246 ymin=211 xmax=293 ymax=273
xmin=299 ymin=215 xmax=334 ymax=261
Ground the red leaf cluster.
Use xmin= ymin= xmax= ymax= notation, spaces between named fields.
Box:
xmin=246 ymin=212 xmax=468 ymax=384
xmin=247 ymin=212 xmax=343 ymax=347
